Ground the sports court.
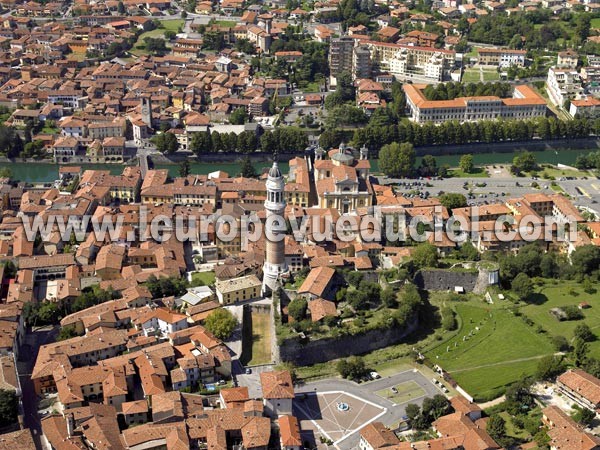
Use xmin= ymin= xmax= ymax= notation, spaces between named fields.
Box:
xmin=294 ymin=391 xmax=385 ymax=446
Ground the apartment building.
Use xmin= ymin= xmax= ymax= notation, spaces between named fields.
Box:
xmin=353 ymin=45 xmax=372 ymax=80
xmin=569 ymin=96 xmax=600 ymax=118
xmin=476 ymin=48 xmax=527 ymax=68
xmin=557 ymin=49 xmax=579 ymax=69
xmin=546 ymin=67 xmax=584 ymax=107
xmin=404 ymin=84 xmax=547 ymax=124
xmin=329 ymin=36 xmax=355 ymax=85
xmin=361 ymin=40 xmax=455 ymax=82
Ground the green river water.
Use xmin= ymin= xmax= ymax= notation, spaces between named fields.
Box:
xmin=3 ymin=147 xmax=596 ymax=182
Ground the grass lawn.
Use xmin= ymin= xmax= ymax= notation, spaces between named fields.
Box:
xmin=425 ymin=301 xmax=554 ymax=401
xmin=592 ymin=17 xmax=600 ymax=29
xmin=375 ymin=381 xmax=426 ymax=404
xmin=191 ymin=271 xmax=215 ymax=286
xmin=449 ymin=167 xmax=489 ymax=178
xmin=482 ymin=70 xmax=499 ymax=82
xmin=533 ymin=164 xmax=590 ymax=179
xmin=462 ymin=68 xmax=481 ymax=83
xmin=40 ymin=126 xmax=59 ymax=134
xmin=303 ymin=82 xmax=322 ymax=93
xmin=248 ymin=312 xmax=272 ymax=365
xmin=130 ymin=20 xmax=183 ymax=56
xmin=161 ymin=19 xmax=184 ymax=31
xmin=520 ymin=280 xmax=600 ymax=358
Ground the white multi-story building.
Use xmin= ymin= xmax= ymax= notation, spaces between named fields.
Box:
xmin=570 ymin=97 xmax=600 ymax=118
xmin=404 ymin=84 xmax=547 ymax=124
xmin=546 ymin=67 xmax=584 ymax=107
xmin=362 ymin=40 xmax=455 ymax=82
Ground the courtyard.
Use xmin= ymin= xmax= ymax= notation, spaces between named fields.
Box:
xmin=294 ymin=391 xmax=385 ymax=446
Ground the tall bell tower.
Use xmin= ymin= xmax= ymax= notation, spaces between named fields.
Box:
xmin=262 ymin=162 xmax=288 ymax=295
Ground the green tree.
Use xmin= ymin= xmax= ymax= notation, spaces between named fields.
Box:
xmin=117 ymin=1 xmax=125 ymax=13
xmin=439 ymin=193 xmax=467 ymax=210
xmin=459 ymin=154 xmax=474 ymax=173
xmin=0 ymin=168 xmax=12 ymax=178
xmin=578 ymin=407 xmax=596 ymax=426
xmin=535 ymin=355 xmax=565 ymax=381
xmin=144 ymin=37 xmax=168 ymax=55
xmin=574 ymin=323 xmax=595 ymax=342
xmin=190 ymin=132 xmax=213 ymax=155
xmin=336 ymin=356 xmax=366 ymax=379
xmin=412 ymin=242 xmax=439 ymax=269
xmin=571 ymin=245 xmax=600 ymax=276
xmin=153 ymin=132 xmax=179 ymax=154
xmin=0 ymin=390 xmax=17 ymax=427
xmin=511 ymin=273 xmax=533 ymax=301
xmin=573 ymin=337 xmax=589 ymax=367
xmin=378 ymin=142 xmax=415 ymax=178
xmin=420 ymin=154 xmax=437 ymax=176
xmin=205 ymin=308 xmax=238 ymax=340
xmin=381 ymin=288 xmax=397 ymax=308
xmin=240 ymin=157 xmax=257 ymax=178
xmin=512 ymin=151 xmax=537 ymax=173
xmin=486 ymin=415 xmax=506 ymax=443
xmin=179 ymin=159 xmax=191 ymax=177
xmin=230 ymin=107 xmax=248 ymax=125
xmin=288 ymin=298 xmax=308 ymax=322
xmin=57 ymin=325 xmax=79 ymax=341
xmin=203 ymin=31 xmax=225 ymax=51
xmin=441 ymin=307 xmax=457 ymax=331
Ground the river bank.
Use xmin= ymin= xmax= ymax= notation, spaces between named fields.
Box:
xmin=4 ymin=139 xmax=600 ymax=182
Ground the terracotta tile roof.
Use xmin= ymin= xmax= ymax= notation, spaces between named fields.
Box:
xmin=558 ymin=369 xmax=600 ymax=406
xmin=543 ymin=406 xmax=600 ymax=450
xmin=298 ymin=266 xmax=335 ymax=297
xmin=260 ymin=370 xmax=294 ymax=399
xmin=308 ymin=298 xmax=337 ymax=322
xmin=360 ymin=422 xmax=400 ymax=448
xmin=279 ymin=415 xmax=302 ymax=447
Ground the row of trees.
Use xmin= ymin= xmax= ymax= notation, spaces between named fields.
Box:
xmin=188 ymin=128 xmax=307 ymax=156
xmin=422 ymin=82 xmax=513 ymax=101
xmin=351 ymin=117 xmax=599 ymax=154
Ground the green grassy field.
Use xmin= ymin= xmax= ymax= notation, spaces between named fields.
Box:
xmin=130 ymin=19 xmax=183 ymax=56
xmin=520 ymin=281 xmax=600 ymax=358
xmin=376 ymin=381 xmax=426 ymax=404
xmin=482 ymin=70 xmax=500 ymax=81
xmin=449 ymin=167 xmax=489 ymax=178
xmin=426 ymin=301 xmax=554 ymax=400
xmin=592 ymin=17 xmax=600 ymax=29
xmin=191 ymin=271 xmax=216 ymax=286
xmin=462 ymin=68 xmax=481 ymax=83
xmin=249 ymin=312 xmax=272 ymax=365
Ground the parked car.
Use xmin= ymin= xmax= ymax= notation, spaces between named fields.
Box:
xmin=370 ymin=371 xmax=381 ymax=380
xmin=391 ymin=386 xmax=398 ymax=394
xmin=245 ymin=368 xmax=252 ymax=375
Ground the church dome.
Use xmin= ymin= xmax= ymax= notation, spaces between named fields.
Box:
xmin=268 ymin=162 xmax=282 ymax=178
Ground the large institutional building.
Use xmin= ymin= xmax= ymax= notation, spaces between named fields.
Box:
xmin=403 ymin=84 xmax=548 ymax=124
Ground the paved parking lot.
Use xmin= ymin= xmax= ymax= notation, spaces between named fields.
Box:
xmin=379 ymin=175 xmax=600 ymax=213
